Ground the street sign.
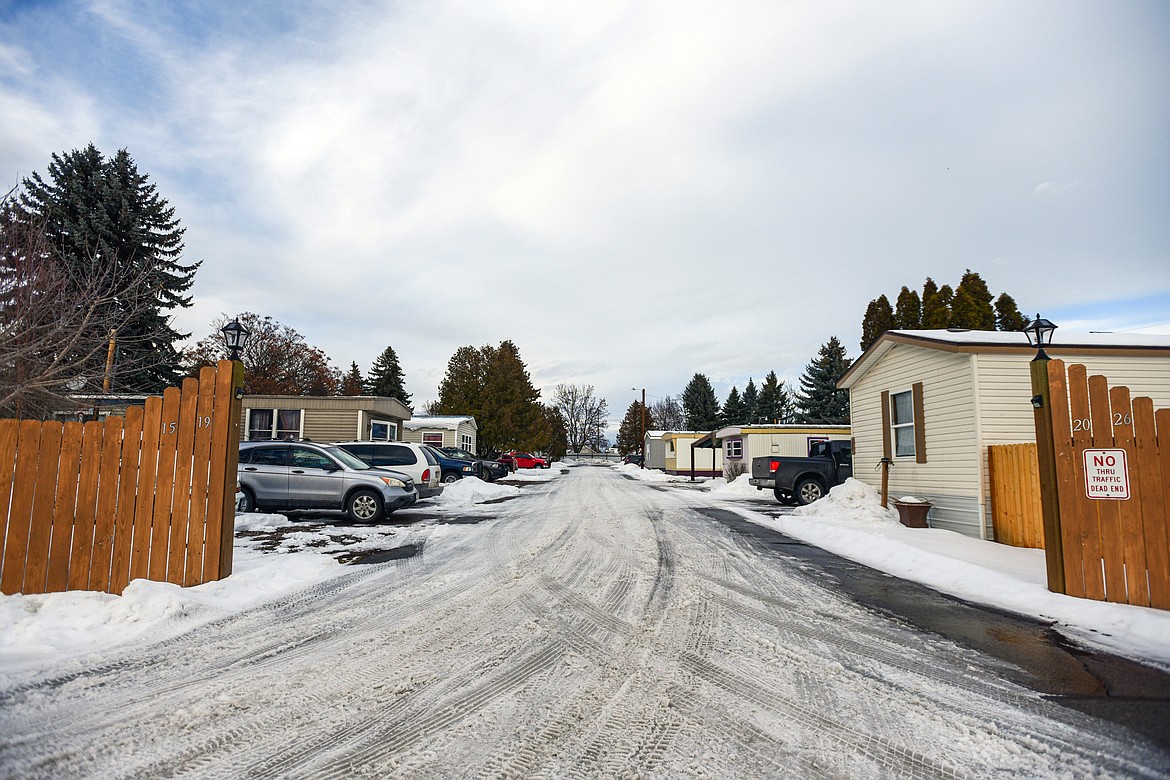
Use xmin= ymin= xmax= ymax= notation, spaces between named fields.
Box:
xmin=1082 ymin=448 xmax=1130 ymax=500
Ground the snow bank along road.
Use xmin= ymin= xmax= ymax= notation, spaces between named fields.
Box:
xmin=2 ymin=466 xmax=1167 ymax=778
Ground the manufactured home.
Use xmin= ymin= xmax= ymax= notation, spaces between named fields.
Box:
xmin=239 ymin=395 xmax=412 ymax=443
xmin=711 ymin=424 xmax=852 ymax=480
xmin=838 ymin=329 xmax=1170 ymax=540
xmin=402 ymin=415 xmax=477 ymax=453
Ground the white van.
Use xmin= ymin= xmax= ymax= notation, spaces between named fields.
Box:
xmin=334 ymin=441 xmax=444 ymax=500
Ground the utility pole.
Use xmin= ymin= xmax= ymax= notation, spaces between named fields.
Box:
xmin=640 ymin=387 xmax=646 ymax=468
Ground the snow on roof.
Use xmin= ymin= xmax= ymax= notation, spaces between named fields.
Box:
xmin=839 ymin=328 xmax=1170 ymax=389
xmin=403 ymin=415 xmax=476 ymax=431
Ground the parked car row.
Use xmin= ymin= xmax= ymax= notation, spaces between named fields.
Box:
xmin=237 ymin=439 xmax=551 ymax=522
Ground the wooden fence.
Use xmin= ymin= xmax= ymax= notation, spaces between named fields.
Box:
xmin=1046 ymin=359 xmax=1170 ymax=610
xmin=987 ymin=443 xmax=1045 ymax=549
xmin=0 ymin=360 xmax=243 ymax=596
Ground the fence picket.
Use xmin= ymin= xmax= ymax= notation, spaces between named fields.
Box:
xmin=91 ymin=416 xmax=124 ymax=592
xmin=0 ymin=419 xmax=19 ymax=589
xmin=1155 ymin=408 xmax=1170 ymax=607
xmin=149 ymin=388 xmax=181 ymax=581
xmin=186 ymin=366 xmax=217 ymax=585
xmin=130 ymin=396 xmax=163 ymax=584
xmin=1133 ymin=398 xmax=1169 ymax=609
xmin=1110 ymin=386 xmax=1149 ymax=606
xmin=110 ymin=406 xmax=144 ymax=594
xmin=45 ymin=422 xmax=84 ymax=593
xmin=167 ymin=378 xmax=200 ymax=585
xmin=23 ymin=423 xmax=63 ymax=594
xmin=1086 ymin=374 xmax=1129 ymax=602
xmin=68 ymin=421 xmax=104 ymax=590
xmin=1047 ymin=360 xmax=1083 ymax=594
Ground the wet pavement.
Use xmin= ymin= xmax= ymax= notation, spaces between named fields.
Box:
xmin=693 ymin=506 xmax=1170 ymax=749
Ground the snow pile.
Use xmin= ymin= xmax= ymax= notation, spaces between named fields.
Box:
xmin=613 ymin=463 xmax=695 ymax=482
xmin=435 ymin=476 xmax=520 ymax=506
xmin=0 ymin=539 xmax=340 ymax=672
xmin=708 ymin=473 xmax=761 ymax=496
xmin=793 ymin=478 xmax=899 ymax=524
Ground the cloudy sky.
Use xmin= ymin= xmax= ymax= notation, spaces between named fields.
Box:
xmin=2 ymin=0 xmax=1167 ymax=428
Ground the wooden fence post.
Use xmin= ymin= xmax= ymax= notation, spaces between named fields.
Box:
xmin=1033 ymin=355 xmax=1064 ymax=593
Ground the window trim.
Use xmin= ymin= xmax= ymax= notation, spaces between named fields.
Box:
xmin=369 ymin=419 xmax=396 ymax=441
xmin=245 ymin=408 xmax=304 ymax=441
xmin=725 ymin=438 xmax=743 ymax=459
xmin=422 ymin=432 xmax=445 ymax=446
xmin=890 ymin=389 xmax=915 ymax=458
xmin=883 ymin=383 xmax=926 ymax=464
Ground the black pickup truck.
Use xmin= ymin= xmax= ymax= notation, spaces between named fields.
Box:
xmin=749 ymin=439 xmax=852 ymax=506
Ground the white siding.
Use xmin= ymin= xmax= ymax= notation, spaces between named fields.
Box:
xmin=850 ymin=345 xmax=982 ymax=537
xmin=973 ymin=350 xmax=1170 ymax=539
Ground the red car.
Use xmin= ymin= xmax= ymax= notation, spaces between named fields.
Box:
xmin=503 ymin=451 xmax=549 ymax=469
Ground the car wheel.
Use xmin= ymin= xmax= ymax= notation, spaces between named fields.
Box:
xmin=346 ymin=489 xmax=383 ymax=523
xmin=239 ymin=487 xmax=257 ymax=513
xmin=442 ymin=472 xmax=459 ymax=484
xmin=773 ymin=488 xmax=797 ymax=506
xmin=794 ymin=478 xmax=826 ymax=506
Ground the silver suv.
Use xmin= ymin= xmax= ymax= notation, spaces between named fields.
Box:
xmin=237 ymin=441 xmax=417 ymax=522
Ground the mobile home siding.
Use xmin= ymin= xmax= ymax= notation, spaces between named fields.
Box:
xmin=973 ymin=351 xmax=1170 ymax=537
xmin=850 ymin=346 xmax=984 ymax=537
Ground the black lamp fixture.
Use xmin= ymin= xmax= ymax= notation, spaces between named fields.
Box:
xmin=1021 ymin=314 xmax=1057 ymax=360
xmin=221 ymin=317 xmax=250 ymax=362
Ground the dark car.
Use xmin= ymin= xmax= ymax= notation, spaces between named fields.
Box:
xmin=237 ymin=441 xmax=417 ymax=522
xmin=422 ymin=445 xmax=478 ymax=483
xmin=622 ymin=454 xmax=644 ymax=466
xmin=750 ymin=439 xmax=852 ymax=505
xmin=440 ymin=447 xmax=509 ymax=482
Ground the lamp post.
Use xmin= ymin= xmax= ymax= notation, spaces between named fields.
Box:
xmin=1022 ymin=314 xmax=1064 ymax=593
xmin=221 ymin=317 xmax=250 ymax=362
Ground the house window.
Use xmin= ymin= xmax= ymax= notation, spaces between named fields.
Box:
xmin=725 ymin=439 xmax=743 ymax=459
xmin=247 ymin=409 xmax=302 ymax=440
xmin=891 ymin=391 xmax=915 ymax=457
xmin=460 ymin=433 xmax=473 ymax=451
xmin=369 ymin=421 xmax=396 ymax=441
xmin=423 ymin=432 xmax=444 ymax=446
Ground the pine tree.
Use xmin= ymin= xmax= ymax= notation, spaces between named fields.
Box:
xmin=757 ymin=371 xmax=793 ymax=424
xmin=365 ymin=345 xmax=412 ymax=409
xmin=741 ymin=378 xmax=759 ymax=424
xmin=994 ymin=293 xmax=1027 ymax=331
xmin=480 ymin=341 xmax=549 ymax=453
xmin=434 ymin=345 xmax=487 ymax=418
xmin=922 ymin=283 xmax=953 ymax=328
xmin=617 ymin=400 xmax=653 ymax=455
xmin=721 ymin=387 xmax=746 ymax=426
xmin=681 ymin=373 xmax=721 ymax=430
xmin=795 ymin=337 xmax=852 ymax=424
xmin=894 ymin=286 xmax=921 ymax=329
xmin=13 ymin=144 xmax=198 ymax=392
xmin=950 ymin=269 xmax=996 ymax=329
xmin=860 ymin=295 xmax=896 ymax=351
xmin=340 ymin=362 xmax=364 ymax=395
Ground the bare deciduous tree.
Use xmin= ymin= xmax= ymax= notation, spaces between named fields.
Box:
xmin=183 ymin=312 xmax=342 ymax=396
xmin=0 ymin=195 xmax=159 ymax=418
xmin=551 ymin=383 xmax=608 ymax=453
xmin=650 ymin=395 xmax=685 ymax=431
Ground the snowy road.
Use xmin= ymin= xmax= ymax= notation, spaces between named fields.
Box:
xmin=1 ymin=465 xmax=1166 ymax=778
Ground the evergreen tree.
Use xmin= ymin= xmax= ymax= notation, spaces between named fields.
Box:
xmin=922 ymin=284 xmax=953 ymax=328
xmin=681 ymin=373 xmax=721 ymax=430
xmin=340 ymin=362 xmax=364 ymax=395
xmin=365 ymin=345 xmax=412 ymax=409
xmin=949 ymin=269 xmax=995 ymax=329
xmin=994 ymin=292 xmax=1027 ymax=331
xmin=13 ymin=144 xmax=198 ymax=392
xmin=720 ymin=386 xmax=746 ymax=426
xmin=617 ymin=399 xmax=653 ymax=455
xmin=741 ymin=378 xmax=759 ymax=423
xmin=795 ymin=337 xmax=853 ymax=424
xmin=757 ymin=371 xmax=794 ymax=424
xmin=894 ymin=286 xmax=921 ymax=329
xmin=860 ymin=295 xmax=896 ymax=351
xmin=435 ymin=341 xmax=548 ymax=454
xmin=435 ymin=346 xmax=487 ymax=418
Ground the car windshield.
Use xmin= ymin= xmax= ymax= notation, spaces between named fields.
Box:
xmin=324 ymin=445 xmax=371 ymax=470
